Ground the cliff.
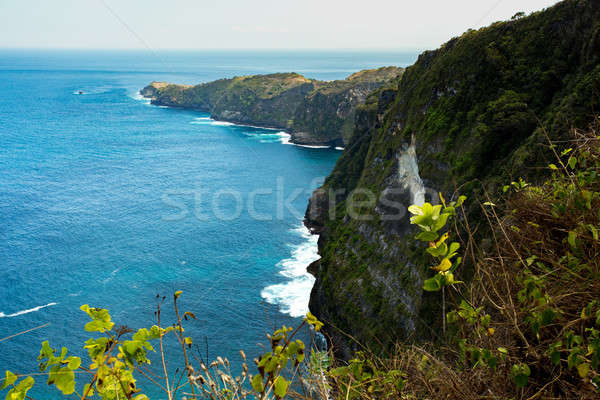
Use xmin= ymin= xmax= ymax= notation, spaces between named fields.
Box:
xmin=305 ymin=0 xmax=600 ymax=357
xmin=141 ymin=67 xmax=403 ymax=146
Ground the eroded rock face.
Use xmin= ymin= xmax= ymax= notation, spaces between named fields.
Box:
xmin=304 ymin=188 xmax=330 ymax=235
xmin=140 ymin=68 xmax=403 ymax=146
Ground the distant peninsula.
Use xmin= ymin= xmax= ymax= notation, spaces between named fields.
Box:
xmin=140 ymin=67 xmax=403 ymax=147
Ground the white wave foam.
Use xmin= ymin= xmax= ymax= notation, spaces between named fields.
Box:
xmin=279 ymin=134 xmax=331 ymax=149
xmin=233 ymin=123 xmax=279 ymax=130
xmin=261 ymin=225 xmax=320 ymax=318
xmin=211 ymin=121 xmax=235 ymax=126
xmin=335 ymin=146 xmax=345 ymax=151
xmin=190 ymin=117 xmax=215 ymax=125
xmin=186 ymin=116 xmax=332 ymax=150
xmin=296 ymin=144 xmax=331 ymax=149
xmin=102 ymin=267 xmax=120 ymax=284
xmin=277 ymin=132 xmax=292 ymax=145
xmin=0 ymin=302 xmax=58 ymax=318
xmin=73 ymin=87 xmax=113 ymax=96
xmin=129 ymin=92 xmax=152 ymax=104
xmin=242 ymin=131 xmax=289 ymax=143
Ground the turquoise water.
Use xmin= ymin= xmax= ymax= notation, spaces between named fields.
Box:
xmin=0 ymin=49 xmax=418 ymax=398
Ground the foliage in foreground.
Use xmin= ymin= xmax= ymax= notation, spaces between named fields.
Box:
xmin=0 ymin=293 xmax=324 ymax=400
xmin=401 ymin=126 xmax=600 ymax=399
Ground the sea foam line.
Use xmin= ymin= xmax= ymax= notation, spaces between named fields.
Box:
xmin=188 ymin=116 xmax=335 ymax=149
xmin=0 ymin=302 xmax=58 ymax=318
xmin=261 ymin=225 xmax=319 ymax=318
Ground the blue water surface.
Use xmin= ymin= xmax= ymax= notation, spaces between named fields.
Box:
xmin=0 ymin=49 xmax=418 ymax=398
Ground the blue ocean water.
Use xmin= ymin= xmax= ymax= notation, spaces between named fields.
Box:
xmin=0 ymin=49 xmax=418 ymax=398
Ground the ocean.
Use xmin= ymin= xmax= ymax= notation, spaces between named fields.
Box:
xmin=0 ymin=49 xmax=419 ymax=398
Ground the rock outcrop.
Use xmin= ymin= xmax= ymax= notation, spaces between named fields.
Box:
xmin=141 ymin=68 xmax=403 ymax=146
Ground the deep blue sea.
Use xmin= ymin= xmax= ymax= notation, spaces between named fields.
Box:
xmin=0 ymin=49 xmax=418 ymax=398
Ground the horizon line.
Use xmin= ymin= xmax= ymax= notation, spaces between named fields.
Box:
xmin=0 ymin=46 xmax=426 ymax=53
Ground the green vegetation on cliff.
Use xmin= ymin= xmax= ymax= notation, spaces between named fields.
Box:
xmin=141 ymin=67 xmax=403 ymax=146
xmin=305 ymin=0 xmax=600 ymax=359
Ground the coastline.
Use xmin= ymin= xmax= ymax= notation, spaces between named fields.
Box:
xmin=140 ymin=90 xmax=344 ymax=151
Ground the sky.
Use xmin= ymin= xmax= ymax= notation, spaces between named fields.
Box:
xmin=0 ymin=0 xmax=561 ymax=50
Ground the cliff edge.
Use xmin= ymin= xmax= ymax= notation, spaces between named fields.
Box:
xmin=305 ymin=0 xmax=600 ymax=357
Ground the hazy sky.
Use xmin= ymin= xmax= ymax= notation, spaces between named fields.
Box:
xmin=0 ymin=0 xmax=560 ymax=50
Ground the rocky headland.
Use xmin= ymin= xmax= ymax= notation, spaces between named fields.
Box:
xmin=140 ymin=67 xmax=403 ymax=147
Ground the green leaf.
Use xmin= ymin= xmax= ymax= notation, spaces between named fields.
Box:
xmin=549 ymin=163 xmax=559 ymax=170
xmin=513 ymin=374 xmax=529 ymax=388
xmin=568 ymin=156 xmax=577 ymax=169
xmin=568 ymin=231 xmax=577 ymax=249
xmin=174 ymin=290 xmax=183 ymax=299
xmin=426 ymin=242 xmax=447 ymax=257
xmin=67 ymin=357 xmax=81 ymax=370
xmin=80 ymin=305 xmax=114 ymax=333
xmin=251 ymin=374 xmax=264 ymax=393
xmin=455 ymin=195 xmax=467 ymax=207
xmin=407 ymin=205 xmax=423 ymax=215
xmin=442 ymin=272 xmax=463 ymax=286
xmin=84 ymin=337 xmax=109 ymax=359
xmin=16 ymin=377 xmax=34 ymax=392
xmin=448 ymin=242 xmax=460 ymax=257
xmin=38 ymin=341 xmax=55 ymax=363
xmin=577 ymin=362 xmax=590 ymax=378
xmin=305 ymin=312 xmax=324 ymax=331
xmin=7 ymin=376 xmax=35 ymax=400
xmin=273 ymin=376 xmax=290 ymax=398
xmin=443 ymin=206 xmax=456 ymax=215
xmin=432 ymin=212 xmax=450 ymax=232
xmin=423 ymin=275 xmax=442 ymax=291
xmin=541 ymin=309 xmax=556 ymax=326
xmin=53 ymin=368 xmax=75 ymax=395
xmin=415 ymin=231 xmax=439 ymax=242
xmin=551 ymin=350 xmax=561 ymax=365
xmin=510 ymin=364 xmax=530 ymax=388
xmin=1 ymin=371 xmax=17 ymax=390
xmin=432 ymin=258 xmax=452 ymax=272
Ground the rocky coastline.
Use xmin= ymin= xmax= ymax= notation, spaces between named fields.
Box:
xmin=140 ymin=67 xmax=403 ymax=147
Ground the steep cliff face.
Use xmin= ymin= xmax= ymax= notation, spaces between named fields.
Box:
xmin=305 ymin=0 xmax=600 ymax=356
xmin=141 ymin=67 xmax=403 ymax=146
